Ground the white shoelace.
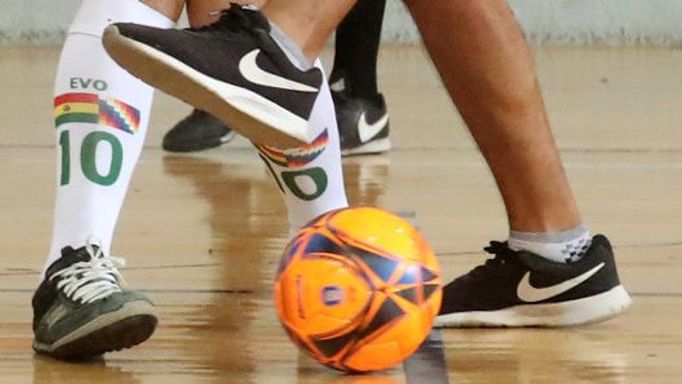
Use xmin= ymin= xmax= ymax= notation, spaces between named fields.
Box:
xmin=49 ymin=241 xmax=126 ymax=304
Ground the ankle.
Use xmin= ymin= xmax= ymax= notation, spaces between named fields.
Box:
xmin=509 ymin=225 xmax=592 ymax=263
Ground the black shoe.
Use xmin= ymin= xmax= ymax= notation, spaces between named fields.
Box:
xmin=162 ymin=109 xmax=237 ymax=152
xmin=434 ymin=235 xmax=631 ymax=327
xmin=103 ymin=5 xmax=322 ymax=149
xmin=32 ymin=243 xmax=157 ymax=360
xmin=332 ymin=90 xmax=390 ymax=156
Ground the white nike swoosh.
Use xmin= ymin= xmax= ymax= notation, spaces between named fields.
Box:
xmin=238 ymin=49 xmax=318 ymax=93
xmin=516 ymin=262 xmax=605 ymax=303
xmin=358 ymin=112 xmax=389 ymax=143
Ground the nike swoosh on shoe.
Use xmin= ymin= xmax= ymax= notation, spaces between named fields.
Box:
xmin=238 ymin=49 xmax=318 ymax=92
xmin=358 ymin=112 xmax=389 ymax=143
xmin=516 ymin=262 xmax=605 ymax=303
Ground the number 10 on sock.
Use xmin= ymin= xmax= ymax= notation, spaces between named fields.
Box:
xmin=58 ymin=130 xmax=123 ymax=187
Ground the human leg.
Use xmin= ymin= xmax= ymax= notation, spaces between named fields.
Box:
xmin=256 ymin=64 xmax=348 ymax=233
xmin=404 ymin=0 xmax=580 ymax=233
xmin=186 ymin=0 xmax=268 ymax=27
xmin=102 ymin=0 xmax=631 ymax=326
xmin=399 ymin=0 xmax=630 ymax=326
xmin=35 ymin=0 xmax=178 ymax=359
xmin=105 ymin=4 xmax=349 ymax=232
xmin=330 ymin=0 xmax=391 ymax=156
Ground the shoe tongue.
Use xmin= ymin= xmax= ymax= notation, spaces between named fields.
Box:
xmin=45 ymin=245 xmax=96 ymax=278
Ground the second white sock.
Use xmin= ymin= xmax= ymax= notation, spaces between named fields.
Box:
xmin=255 ymin=62 xmax=348 ymax=235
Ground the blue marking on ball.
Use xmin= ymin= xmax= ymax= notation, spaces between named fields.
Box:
xmin=322 ymin=285 xmax=344 ymax=306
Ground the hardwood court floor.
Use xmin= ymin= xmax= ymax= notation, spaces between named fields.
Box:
xmin=1 ymin=45 xmax=682 ymax=383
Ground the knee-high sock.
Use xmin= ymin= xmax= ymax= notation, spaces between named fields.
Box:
xmin=45 ymin=0 xmax=173 ymax=275
xmin=256 ymin=63 xmax=348 ymax=234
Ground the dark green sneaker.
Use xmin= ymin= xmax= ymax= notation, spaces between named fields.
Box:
xmin=32 ymin=243 xmax=157 ymax=360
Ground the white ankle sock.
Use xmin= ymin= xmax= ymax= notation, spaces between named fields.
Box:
xmin=508 ymin=225 xmax=592 ymax=264
xmin=255 ymin=61 xmax=348 ymax=235
xmin=44 ymin=0 xmax=173 ymax=275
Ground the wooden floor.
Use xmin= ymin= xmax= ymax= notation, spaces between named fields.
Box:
xmin=1 ymin=45 xmax=682 ymax=383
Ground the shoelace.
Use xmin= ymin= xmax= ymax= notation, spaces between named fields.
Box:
xmin=192 ymin=4 xmax=260 ymax=35
xmin=49 ymin=241 xmax=125 ymax=304
xmin=468 ymin=241 xmax=515 ymax=279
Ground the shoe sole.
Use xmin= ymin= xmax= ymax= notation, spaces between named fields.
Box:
xmin=341 ymin=137 xmax=391 ymax=157
xmin=33 ymin=300 xmax=157 ymax=360
xmin=434 ymin=285 xmax=631 ymax=328
xmin=103 ymin=26 xmax=310 ymax=149
xmin=163 ymin=129 xmax=237 ymax=153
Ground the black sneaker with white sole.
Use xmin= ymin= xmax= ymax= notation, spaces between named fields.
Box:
xmin=163 ymin=109 xmax=237 ymax=152
xmin=162 ymin=91 xmax=391 ymax=155
xmin=333 ymin=91 xmax=390 ymax=156
xmin=434 ymin=235 xmax=631 ymax=328
xmin=103 ymin=5 xmax=322 ymax=149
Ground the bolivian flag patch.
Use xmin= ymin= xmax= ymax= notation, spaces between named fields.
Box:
xmin=255 ymin=128 xmax=328 ymax=168
xmin=54 ymin=93 xmax=140 ymax=134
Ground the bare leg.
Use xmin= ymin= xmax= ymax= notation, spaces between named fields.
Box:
xmin=141 ymin=0 xmax=185 ymax=20
xmin=404 ymin=0 xmax=581 ymax=232
xmin=261 ymin=0 xmax=356 ymax=61
xmin=262 ymin=0 xmax=580 ymax=232
xmin=186 ymin=0 xmax=268 ymax=27
xmin=149 ymin=0 xmax=580 ymax=233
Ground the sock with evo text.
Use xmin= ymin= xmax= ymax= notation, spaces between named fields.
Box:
xmin=45 ymin=0 xmax=174 ymax=276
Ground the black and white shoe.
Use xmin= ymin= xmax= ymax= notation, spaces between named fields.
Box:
xmin=162 ymin=92 xmax=391 ymax=155
xmin=332 ymin=91 xmax=390 ymax=156
xmin=162 ymin=109 xmax=237 ymax=152
xmin=435 ymin=235 xmax=631 ymax=327
xmin=103 ymin=5 xmax=322 ymax=149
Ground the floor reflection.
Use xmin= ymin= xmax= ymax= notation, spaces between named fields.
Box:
xmin=163 ymin=153 xmax=284 ymax=383
xmin=32 ymin=355 xmax=142 ymax=384
xmin=161 ymin=152 xmax=396 ymax=383
xmin=343 ymin=156 xmax=391 ymax=208
xmin=442 ymin=328 xmax=628 ymax=383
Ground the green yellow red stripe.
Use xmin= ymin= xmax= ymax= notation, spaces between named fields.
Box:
xmin=256 ymin=128 xmax=329 ymax=168
xmin=54 ymin=92 xmax=140 ymax=134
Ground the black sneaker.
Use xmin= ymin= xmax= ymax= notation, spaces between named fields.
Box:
xmin=161 ymin=94 xmax=391 ymax=155
xmin=162 ymin=109 xmax=237 ymax=152
xmin=434 ymin=235 xmax=631 ymax=327
xmin=332 ymin=90 xmax=390 ymax=156
xmin=103 ymin=5 xmax=322 ymax=149
xmin=32 ymin=243 xmax=157 ymax=360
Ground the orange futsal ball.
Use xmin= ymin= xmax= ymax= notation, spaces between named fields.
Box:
xmin=274 ymin=207 xmax=442 ymax=372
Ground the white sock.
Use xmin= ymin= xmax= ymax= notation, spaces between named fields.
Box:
xmin=509 ymin=225 xmax=592 ymax=264
xmin=44 ymin=0 xmax=173 ymax=275
xmin=255 ymin=61 xmax=348 ymax=235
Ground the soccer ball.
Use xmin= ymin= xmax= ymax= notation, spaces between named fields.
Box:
xmin=274 ymin=207 xmax=442 ymax=372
